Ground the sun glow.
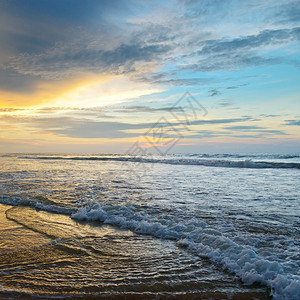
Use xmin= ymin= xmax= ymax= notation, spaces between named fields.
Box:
xmin=50 ymin=75 xmax=163 ymax=109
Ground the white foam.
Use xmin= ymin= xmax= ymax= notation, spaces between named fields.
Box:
xmin=72 ymin=201 xmax=300 ymax=300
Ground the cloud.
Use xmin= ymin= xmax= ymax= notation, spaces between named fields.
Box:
xmin=0 ymin=108 xmax=23 ymax=112
xmin=178 ymin=26 xmax=300 ymax=72
xmin=188 ymin=125 xmax=287 ymax=139
xmin=225 ymin=125 xmax=265 ymax=130
xmin=271 ymin=1 xmax=300 ymax=25
xmin=184 ymin=53 xmax=283 ymax=72
xmin=190 ymin=117 xmax=252 ymax=126
xmin=0 ymin=104 xmax=183 ymax=117
xmin=0 ymin=1 xmax=299 ymax=136
xmin=1 ymin=0 xmax=299 ymax=100
xmin=0 ymin=113 xmax=257 ymax=140
xmin=0 ymin=0 xmax=128 ymax=52
xmin=111 ymin=105 xmax=183 ymax=113
xmin=181 ymin=0 xmax=234 ymax=20
xmin=224 ymin=84 xmax=248 ymax=90
xmin=0 ymin=69 xmax=40 ymax=93
xmin=0 ymin=73 xmax=105 ymax=108
xmin=208 ymin=88 xmax=221 ymax=97
xmin=198 ymin=27 xmax=300 ymax=55
xmin=284 ymin=120 xmax=300 ymax=126
xmin=135 ymin=71 xmax=213 ymax=86
xmin=7 ymin=43 xmax=171 ymax=81
xmin=259 ymin=114 xmax=280 ymax=118
xmin=0 ymin=114 xmax=166 ymax=139
xmin=50 ymin=120 xmax=140 ymax=139
xmin=224 ymin=125 xmax=287 ymax=135
xmin=0 ymin=0 xmax=173 ymax=100
xmin=218 ymin=101 xmax=233 ymax=107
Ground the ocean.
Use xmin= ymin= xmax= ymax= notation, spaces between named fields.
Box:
xmin=0 ymin=153 xmax=299 ymax=299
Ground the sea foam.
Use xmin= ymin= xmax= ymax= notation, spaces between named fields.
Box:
xmin=72 ymin=201 xmax=300 ymax=300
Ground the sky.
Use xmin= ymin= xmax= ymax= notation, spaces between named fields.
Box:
xmin=0 ymin=0 xmax=299 ymax=154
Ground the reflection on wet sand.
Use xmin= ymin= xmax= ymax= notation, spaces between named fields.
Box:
xmin=0 ymin=204 xmax=270 ymax=299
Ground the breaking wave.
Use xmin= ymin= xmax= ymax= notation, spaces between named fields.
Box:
xmin=1 ymin=193 xmax=299 ymax=299
xmin=17 ymin=155 xmax=300 ymax=170
xmin=71 ymin=201 xmax=300 ymax=300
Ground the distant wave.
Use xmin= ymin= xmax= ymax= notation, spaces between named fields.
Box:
xmin=17 ymin=155 xmax=300 ymax=169
xmin=186 ymin=153 xmax=300 ymax=159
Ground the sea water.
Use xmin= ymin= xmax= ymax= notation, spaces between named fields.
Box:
xmin=0 ymin=153 xmax=299 ymax=299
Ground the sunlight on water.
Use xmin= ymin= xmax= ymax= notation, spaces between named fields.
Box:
xmin=0 ymin=205 xmax=271 ymax=299
xmin=0 ymin=153 xmax=299 ymax=299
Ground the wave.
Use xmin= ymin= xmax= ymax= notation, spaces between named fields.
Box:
xmin=72 ymin=201 xmax=300 ymax=300
xmin=17 ymin=155 xmax=300 ymax=169
xmin=186 ymin=153 xmax=300 ymax=159
xmin=0 ymin=195 xmax=75 ymax=215
xmin=1 ymin=194 xmax=299 ymax=299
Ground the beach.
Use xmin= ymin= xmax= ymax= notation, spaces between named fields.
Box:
xmin=0 ymin=153 xmax=299 ymax=299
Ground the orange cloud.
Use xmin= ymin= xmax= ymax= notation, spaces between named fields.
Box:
xmin=34 ymin=131 xmax=56 ymax=136
xmin=0 ymin=72 xmax=162 ymax=110
xmin=0 ymin=124 xmax=19 ymax=130
xmin=0 ymin=73 xmax=111 ymax=109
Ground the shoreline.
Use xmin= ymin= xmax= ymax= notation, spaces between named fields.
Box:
xmin=0 ymin=203 xmax=271 ymax=299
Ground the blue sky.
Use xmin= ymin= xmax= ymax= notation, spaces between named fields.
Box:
xmin=0 ymin=0 xmax=299 ymax=153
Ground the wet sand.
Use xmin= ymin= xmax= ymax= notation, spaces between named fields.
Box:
xmin=0 ymin=203 xmax=272 ymax=299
